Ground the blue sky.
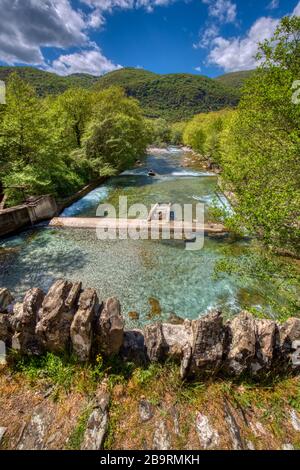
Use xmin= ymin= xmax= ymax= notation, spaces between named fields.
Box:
xmin=0 ymin=0 xmax=299 ymax=77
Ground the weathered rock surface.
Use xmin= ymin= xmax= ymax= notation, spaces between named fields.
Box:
xmin=120 ymin=329 xmax=147 ymax=364
xmin=35 ymin=280 xmax=81 ymax=354
xmin=0 ymin=278 xmax=299 ymax=379
xmin=96 ymin=298 xmax=124 ymax=356
xmin=162 ymin=322 xmax=193 ymax=360
xmin=139 ymin=399 xmax=154 ymax=423
xmin=0 ymin=288 xmax=14 ymax=313
xmin=188 ymin=311 xmax=225 ymax=376
xmin=152 ymin=420 xmax=171 ymax=450
xmin=70 ymin=289 xmax=99 ymax=362
xmin=225 ymin=311 xmax=257 ymax=375
xmin=11 ymin=288 xmax=45 ymax=355
xmin=0 ymin=314 xmax=10 ymax=343
xmin=290 ymin=409 xmax=300 ymax=432
xmin=144 ymin=323 xmax=166 ymax=362
xmin=223 ymin=399 xmax=244 ymax=450
xmin=196 ymin=412 xmax=220 ymax=450
xmin=279 ymin=318 xmax=300 ymax=365
xmin=81 ymin=392 xmax=110 ymax=450
xmin=0 ymin=427 xmax=7 ymax=446
xmin=17 ymin=406 xmax=53 ymax=450
xmin=282 ymin=443 xmax=294 ymax=450
xmin=253 ymin=319 xmax=277 ymax=373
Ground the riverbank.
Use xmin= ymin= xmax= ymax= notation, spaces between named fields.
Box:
xmin=1 ymin=359 xmax=300 ymax=450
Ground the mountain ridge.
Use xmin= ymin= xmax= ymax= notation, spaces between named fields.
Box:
xmin=0 ymin=66 xmax=250 ymax=121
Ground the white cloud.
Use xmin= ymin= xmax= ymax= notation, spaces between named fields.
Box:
xmin=50 ymin=49 xmax=122 ymax=76
xmin=267 ymin=0 xmax=279 ymax=10
xmin=293 ymin=1 xmax=300 ymax=16
xmin=202 ymin=0 xmax=237 ymax=24
xmin=208 ymin=16 xmax=279 ymax=72
xmin=195 ymin=66 xmax=202 ymax=72
xmin=81 ymin=0 xmax=176 ymax=17
xmin=193 ymin=24 xmax=219 ymax=49
xmin=0 ymin=0 xmax=176 ymax=72
xmin=0 ymin=0 xmax=88 ymax=65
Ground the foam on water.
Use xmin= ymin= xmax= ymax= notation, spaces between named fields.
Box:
xmin=61 ymin=186 xmax=110 ymax=217
xmin=171 ymin=170 xmax=216 ymax=177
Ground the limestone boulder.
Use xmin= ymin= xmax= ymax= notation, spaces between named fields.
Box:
xmin=251 ymin=319 xmax=277 ymax=373
xmin=144 ymin=323 xmax=167 ymax=362
xmin=11 ymin=288 xmax=45 ymax=355
xmin=35 ymin=280 xmax=81 ymax=354
xmin=0 ymin=288 xmax=14 ymax=313
xmin=162 ymin=321 xmax=193 ymax=359
xmin=120 ymin=329 xmax=147 ymax=364
xmin=278 ymin=318 xmax=300 ymax=366
xmin=70 ymin=288 xmax=99 ymax=362
xmin=96 ymin=298 xmax=124 ymax=356
xmin=0 ymin=314 xmax=10 ymax=343
xmin=196 ymin=413 xmax=220 ymax=450
xmin=152 ymin=420 xmax=171 ymax=451
xmin=225 ymin=311 xmax=256 ymax=376
xmin=81 ymin=391 xmax=110 ymax=450
xmin=187 ymin=311 xmax=225 ymax=377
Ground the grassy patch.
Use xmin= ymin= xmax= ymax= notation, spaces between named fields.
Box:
xmin=66 ymin=406 xmax=92 ymax=450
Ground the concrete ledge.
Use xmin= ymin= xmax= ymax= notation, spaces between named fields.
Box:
xmin=0 ymin=195 xmax=58 ymax=238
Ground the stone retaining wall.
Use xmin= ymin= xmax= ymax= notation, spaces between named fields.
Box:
xmin=0 ymin=280 xmax=299 ymax=378
xmin=0 ymin=195 xmax=58 ymax=237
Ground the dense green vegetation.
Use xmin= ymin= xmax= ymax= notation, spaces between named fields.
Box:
xmin=0 ymin=66 xmax=98 ymax=96
xmin=0 ymin=66 xmax=240 ymax=122
xmin=0 ymin=76 xmax=150 ymax=205
xmin=183 ymin=16 xmax=300 ymax=257
xmin=215 ymin=70 xmax=254 ymax=89
xmin=95 ymin=68 xmax=240 ymax=121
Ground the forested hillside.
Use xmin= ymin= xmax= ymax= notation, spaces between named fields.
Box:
xmin=95 ymin=68 xmax=240 ymax=121
xmin=215 ymin=70 xmax=254 ymax=89
xmin=0 ymin=67 xmax=98 ymax=96
xmin=0 ymin=66 xmax=239 ymax=121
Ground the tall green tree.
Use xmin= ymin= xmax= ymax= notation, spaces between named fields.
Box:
xmin=220 ymin=16 xmax=300 ymax=255
xmin=83 ymin=87 xmax=150 ymax=175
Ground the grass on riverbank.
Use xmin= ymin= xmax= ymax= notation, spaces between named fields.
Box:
xmin=1 ymin=354 xmax=300 ymax=450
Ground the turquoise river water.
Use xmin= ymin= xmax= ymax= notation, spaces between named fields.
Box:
xmin=0 ymin=147 xmax=292 ymax=327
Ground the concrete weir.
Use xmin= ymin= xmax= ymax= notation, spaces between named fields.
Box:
xmin=49 ymin=216 xmax=227 ymax=236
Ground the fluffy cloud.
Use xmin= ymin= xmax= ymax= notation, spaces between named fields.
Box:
xmin=0 ymin=0 xmax=177 ymax=72
xmin=206 ymin=0 xmax=300 ymax=72
xmin=0 ymin=0 xmax=88 ymax=65
xmin=202 ymin=0 xmax=237 ymax=24
xmin=208 ymin=16 xmax=279 ymax=71
xmin=293 ymin=1 xmax=300 ymax=16
xmin=267 ymin=0 xmax=279 ymax=9
xmin=193 ymin=24 xmax=219 ymax=49
xmin=81 ymin=0 xmax=175 ymax=18
xmin=50 ymin=48 xmax=122 ymax=75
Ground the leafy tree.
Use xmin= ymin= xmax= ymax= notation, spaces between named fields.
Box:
xmin=147 ymin=118 xmax=171 ymax=146
xmin=220 ymin=16 xmax=300 ymax=254
xmin=183 ymin=114 xmax=207 ymax=153
xmin=81 ymin=87 xmax=150 ymax=175
xmin=0 ymin=73 xmax=48 ymax=169
xmin=51 ymin=88 xmax=92 ymax=148
xmin=170 ymin=121 xmax=186 ymax=145
xmin=183 ymin=110 xmax=231 ymax=161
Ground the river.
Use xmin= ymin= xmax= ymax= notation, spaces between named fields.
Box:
xmin=0 ymin=147 xmax=293 ymax=326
